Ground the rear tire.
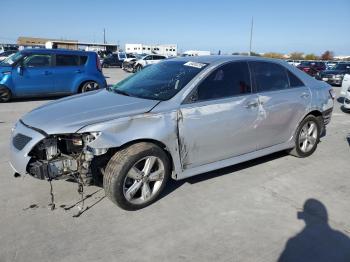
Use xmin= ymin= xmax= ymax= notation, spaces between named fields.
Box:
xmin=103 ymin=142 xmax=171 ymax=211
xmin=80 ymin=81 xmax=99 ymax=93
xmin=0 ymin=86 xmax=11 ymax=102
xmin=289 ymin=115 xmax=320 ymax=158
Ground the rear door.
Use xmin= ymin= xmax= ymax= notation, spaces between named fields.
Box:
xmin=12 ymin=53 xmax=54 ymax=96
xmin=52 ymin=54 xmax=86 ymax=94
xmin=250 ymin=61 xmax=310 ymax=149
xmin=178 ymin=61 xmax=259 ymax=169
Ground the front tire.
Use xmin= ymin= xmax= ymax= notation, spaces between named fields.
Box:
xmin=289 ymin=115 xmax=320 ymax=158
xmin=0 ymin=86 xmax=11 ymax=102
xmin=103 ymin=142 xmax=171 ymax=210
xmin=135 ymin=65 xmax=142 ymax=72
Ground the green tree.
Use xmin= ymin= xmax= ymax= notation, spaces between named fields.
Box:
xmin=250 ymin=52 xmax=261 ymax=57
xmin=289 ymin=52 xmax=304 ymax=60
xmin=304 ymin=54 xmax=319 ymax=60
xmin=263 ymin=52 xmax=284 ymax=59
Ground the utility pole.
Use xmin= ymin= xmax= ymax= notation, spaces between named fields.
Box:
xmin=103 ymin=28 xmax=106 ymax=44
xmin=249 ymin=17 xmax=254 ymax=56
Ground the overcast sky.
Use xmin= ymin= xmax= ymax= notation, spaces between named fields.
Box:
xmin=1 ymin=0 xmax=349 ymax=55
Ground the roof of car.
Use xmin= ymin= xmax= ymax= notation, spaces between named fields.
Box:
xmin=170 ymin=55 xmax=287 ymax=65
xmin=20 ymin=48 xmax=93 ymax=56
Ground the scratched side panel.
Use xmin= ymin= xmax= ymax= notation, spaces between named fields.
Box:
xmin=178 ymin=95 xmax=259 ymax=169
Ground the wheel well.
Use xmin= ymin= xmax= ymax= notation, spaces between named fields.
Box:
xmin=115 ymin=139 xmax=174 ymax=171
xmin=78 ymin=80 xmax=96 ymax=93
xmin=307 ymin=110 xmax=322 ymax=118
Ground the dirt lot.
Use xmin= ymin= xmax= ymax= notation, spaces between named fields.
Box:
xmin=0 ymin=68 xmax=349 ymax=262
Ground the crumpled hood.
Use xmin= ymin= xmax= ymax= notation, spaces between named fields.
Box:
xmin=21 ymin=89 xmax=160 ymax=134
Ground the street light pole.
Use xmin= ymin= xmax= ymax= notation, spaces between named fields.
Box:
xmin=103 ymin=28 xmax=106 ymax=44
xmin=249 ymin=17 xmax=254 ymax=56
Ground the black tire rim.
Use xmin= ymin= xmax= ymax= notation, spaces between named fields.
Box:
xmin=82 ymin=82 xmax=99 ymax=93
xmin=0 ymin=88 xmax=10 ymax=102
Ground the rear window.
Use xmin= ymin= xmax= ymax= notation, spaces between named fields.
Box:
xmin=287 ymin=71 xmax=305 ymax=87
xmin=80 ymin=56 xmax=88 ymax=65
xmin=56 ymin=55 xmax=79 ymax=66
xmin=55 ymin=54 xmax=88 ymax=66
xmin=251 ymin=62 xmax=289 ymax=92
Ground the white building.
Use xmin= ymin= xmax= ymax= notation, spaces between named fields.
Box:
xmin=182 ymin=50 xmax=211 ymax=56
xmin=125 ymin=43 xmax=177 ymax=57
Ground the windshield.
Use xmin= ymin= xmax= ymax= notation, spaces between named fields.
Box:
xmin=110 ymin=60 xmax=208 ymax=101
xmin=135 ymin=54 xmax=147 ymax=59
xmin=0 ymin=52 xmax=23 ymax=66
xmin=334 ymin=64 xmax=350 ymax=70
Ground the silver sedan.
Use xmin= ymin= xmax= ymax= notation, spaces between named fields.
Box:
xmin=10 ymin=56 xmax=334 ymax=210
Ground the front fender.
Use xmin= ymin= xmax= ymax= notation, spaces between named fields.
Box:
xmin=78 ymin=111 xmax=183 ymax=178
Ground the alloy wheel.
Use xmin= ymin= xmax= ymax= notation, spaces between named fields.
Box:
xmin=298 ymin=120 xmax=318 ymax=153
xmin=123 ymin=156 xmax=165 ymax=204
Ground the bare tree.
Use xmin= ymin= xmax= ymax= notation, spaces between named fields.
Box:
xmin=321 ymin=51 xmax=334 ymax=60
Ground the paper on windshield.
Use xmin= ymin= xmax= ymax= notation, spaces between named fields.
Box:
xmin=184 ymin=61 xmax=207 ymax=69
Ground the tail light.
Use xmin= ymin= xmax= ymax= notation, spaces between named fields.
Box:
xmin=329 ymin=88 xmax=336 ymax=100
xmin=96 ymin=54 xmax=102 ymax=72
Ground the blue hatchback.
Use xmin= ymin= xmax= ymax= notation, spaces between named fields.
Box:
xmin=0 ymin=49 xmax=106 ymax=102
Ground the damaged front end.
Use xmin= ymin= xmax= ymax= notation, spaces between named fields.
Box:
xmin=27 ymin=132 xmax=107 ymax=184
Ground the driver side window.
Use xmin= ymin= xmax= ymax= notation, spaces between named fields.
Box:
xmin=23 ymin=54 xmax=51 ymax=68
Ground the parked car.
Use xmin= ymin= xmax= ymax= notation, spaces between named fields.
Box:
xmin=341 ymin=75 xmax=350 ymax=110
xmin=9 ymin=56 xmax=334 ymax=210
xmin=133 ymin=54 xmax=167 ymax=72
xmin=325 ymin=61 xmax=338 ymax=70
xmin=316 ymin=63 xmax=350 ymax=86
xmin=0 ymin=50 xmax=17 ymax=61
xmin=341 ymin=73 xmax=350 ymax=97
xmin=297 ymin=61 xmax=326 ymax=77
xmin=0 ymin=49 xmax=106 ymax=102
xmin=122 ymin=53 xmax=147 ymax=72
xmin=101 ymin=52 xmax=127 ymax=68
xmin=341 ymin=73 xmax=350 ymax=110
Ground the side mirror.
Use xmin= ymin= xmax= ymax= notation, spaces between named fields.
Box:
xmin=17 ymin=66 xmax=23 ymax=75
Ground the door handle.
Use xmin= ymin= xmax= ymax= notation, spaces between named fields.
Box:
xmin=301 ymin=92 xmax=309 ymax=98
xmin=44 ymin=71 xmax=52 ymax=75
xmin=75 ymin=69 xmax=82 ymax=73
xmin=245 ymin=101 xmax=259 ymax=108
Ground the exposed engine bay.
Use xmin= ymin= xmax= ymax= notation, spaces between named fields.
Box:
xmin=27 ymin=132 xmax=107 ymax=185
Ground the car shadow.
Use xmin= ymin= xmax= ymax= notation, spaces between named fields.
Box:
xmin=159 ymin=151 xmax=288 ymax=200
xmin=278 ymin=199 xmax=350 ymax=262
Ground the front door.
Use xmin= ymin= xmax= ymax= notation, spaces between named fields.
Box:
xmin=178 ymin=61 xmax=259 ymax=169
xmin=249 ymin=61 xmax=311 ymax=149
xmin=12 ymin=53 xmax=54 ymax=96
